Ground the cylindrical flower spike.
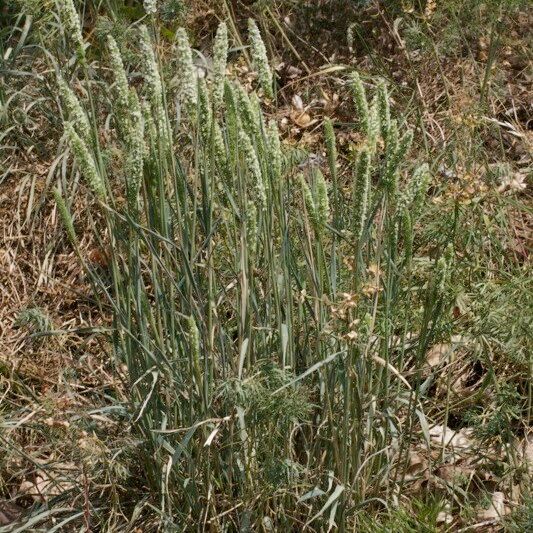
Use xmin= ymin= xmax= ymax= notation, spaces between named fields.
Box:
xmin=125 ymin=90 xmax=145 ymax=210
xmin=235 ymin=83 xmax=261 ymax=140
xmin=139 ymin=26 xmax=169 ymax=147
xmin=57 ymin=0 xmax=85 ymax=62
xmin=314 ymin=168 xmax=330 ymax=230
xmin=351 ymin=72 xmax=369 ymax=136
xmin=187 ymin=315 xmax=202 ymax=391
xmin=198 ymin=78 xmax=213 ymax=143
xmin=57 ymin=76 xmax=91 ymax=142
xmin=435 ymin=244 xmax=454 ymax=293
xmin=377 ymin=80 xmax=391 ymax=141
xmin=249 ymin=92 xmax=264 ymax=132
xmin=65 ymin=122 xmax=106 ymax=199
xmin=213 ymin=122 xmax=230 ymax=183
xmin=385 ymin=119 xmax=398 ymax=159
xmin=222 ymin=81 xmax=240 ymax=163
xmin=239 ymin=130 xmax=266 ymax=209
xmin=212 ymin=22 xmax=228 ymax=109
xmin=353 ymin=148 xmax=371 ymax=240
xmin=247 ymin=19 xmax=274 ymax=99
xmin=410 ymin=164 xmax=432 ymax=218
xmin=107 ymin=35 xmax=130 ymax=117
xmin=398 ymin=163 xmax=430 ymax=212
xmin=367 ymin=98 xmax=381 ymax=155
xmin=267 ymin=120 xmax=283 ymax=185
xmin=300 ymin=174 xmax=318 ymax=230
xmin=175 ymin=27 xmax=198 ymax=112
xmin=141 ymin=98 xmax=156 ymax=158
xmin=139 ymin=25 xmax=163 ymax=108
xmin=384 ymin=127 xmax=413 ymax=192
xmin=396 ymin=129 xmax=413 ymax=165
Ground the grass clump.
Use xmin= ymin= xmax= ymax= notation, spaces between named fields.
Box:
xmin=47 ymin=5 xmax=457 ymax=527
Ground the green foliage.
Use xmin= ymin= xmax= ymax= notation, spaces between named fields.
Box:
xmin=505 ymin=498 xmax=533 ymax=533
xmin=357 ymin=497 xmax=445 ymax=532
xmin=465 ymin=383 xmax=524 ymax=443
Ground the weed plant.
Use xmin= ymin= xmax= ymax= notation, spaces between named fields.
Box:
xmin=50 ymin=7 xmax=457 ymax=527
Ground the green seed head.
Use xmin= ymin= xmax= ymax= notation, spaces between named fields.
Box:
xmin=397 ymin=129 xmax=413 ymax=163
xmin=267 ymin=120 xmax=283 ymax=185
xmin=235 ymin=83 xmax=261 ymax=140
xmin=57 ymin=0 xmax=85 ymax=62
xmin=377 ymin=80 xmax=391 ymax=141
xmin=139 ymin=25 xmax=163 ymax=109
xmin=248 ymin=19 xmax=274 ymax=99
xmin=213 ymin=122 xmax=230 ymax=182
xmin=412 ymin=165 xmax=431 ymax=218
xmin=65 ymin=122 xmax=106 ymax=199
xmin=107 ymin=35 xmax=130 ymax=117
xmin=351 ymin=72 xmax=369 ymax=136
xmin=125 ymin=90 xmax=144 ymax=210
xmin=141 ymin=98 xmax=156 ymax=157
xmin=434 ymin=243 xmax=454 ymax=293
xmin=314 ymin=168 xmax=330 ymax=230
xmin=367 ymin=98 xmax=381 ymax=155
xmin=188 ymin=315 xmax=200 ymax=356
xmin=239 ymin=130 xmax=266 ymax=209
xmin=143 ymin=0 xmax=157 ymax=15
xmin=175 ymin=27 xmax=198 ymax=112
xmin=212 ymin=22 xmax=228 ymax=109
xmin=299 ymin=170 xmax=329 ymax=234
xmin=385 ymin=119 xmax=399 ymax=159
xmin=384 ymin=126 xmax=412 ymax=192
xmin=198 ymin=78 xmax=213 ymax=142
xmin=300 ymin=174 xmax=318 ymax=230
xmin=398 ymin=163 xmax=430 ymax=213
xmin=57 ymin=76 xmax=91 ymax=142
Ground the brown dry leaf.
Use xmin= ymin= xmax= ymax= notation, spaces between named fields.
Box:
xmin=437 ymin=460 xmax=475 ymax=483
xmin=366 ymin=264 xmax=382 ymax=277
xmin=425 ymin=343 xmax=451 ymax=368
xmin=436 ymin=503 xmax=453 ymax=525
xmin=477 ymin=492 xmax=510 ymax=522
xmin=290 ymin=110 xmax=317 ymax=129
xmin=403 ymin=449 xmax=429 ymax=491
xmin=429 ymin=425 xmax=474 ymax=451
xmin=18 ymin=461 xmax=78 ymax=502
xmin=286 ymin=65 xmax=303 ymax=79
xmin=450 ymin=367 xmax=470 ymax=395
xmin=497 ymin=171 xmax=528 ymax=193
xmin=404 ymin=450 xmax=427 ymax=481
